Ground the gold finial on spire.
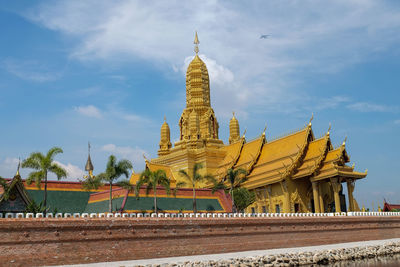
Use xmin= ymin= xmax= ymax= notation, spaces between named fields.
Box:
xmin=232 ymin=111 xmax=235 ymax=118
xmin=164 ymin=116 xmax=166 ymax=122
xmin=262 ymin=123 xmax=267 ymax=136
xmin=16 ymin=157 xmax=20 ymax=176
xmin=308 ymin=113 xmax=314 ymax=126
xmin=342 ymin=136 xmax=347 ymax=146
xmin=194 ymin=31 xmax=199 ymax=55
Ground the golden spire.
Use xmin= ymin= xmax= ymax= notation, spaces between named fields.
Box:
xmin=229 ymin=112 xmax=240 ymax=144
xmin=194 ymin=31 xmax=199 ymax=55
xmin=85 ymin=142 xmax=94 ymax=178
xmin=16 ymin=158 xmax=20 ymax=176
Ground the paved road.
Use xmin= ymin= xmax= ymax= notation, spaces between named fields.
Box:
xmin=58 ymin=238 xmax=400 ymax=267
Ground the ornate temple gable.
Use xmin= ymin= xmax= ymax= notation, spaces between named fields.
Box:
xmin=293 ymin=130 xmax=331 ymax=179
xmin=213 ymin=138 xmax=245 ymax=178
xmin=311 ymin=141 xmax=367 ymax=182
xmin=243 ymin=125 xmax=312 ymax=189
xmin=134 ymin=160 xmax=177 ymax=186
xmin=232 ymin=134 xmax=265 ymax=173
xmin=0 ymin=173 xmax=31 ymax=213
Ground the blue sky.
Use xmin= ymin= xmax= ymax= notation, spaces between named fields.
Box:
xmin=0 ymin=0 xmax=399 ymax=209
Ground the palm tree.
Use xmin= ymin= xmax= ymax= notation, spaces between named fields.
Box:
xmin=135 ymin=169 xmax=170 ymax=214
xmin=178 ymin=163 xmax=215 ymax=213
xmin=0 ymin=176 xmax=10 ymax=200
xmin=81 ymin=176 xmax=104 ymax=191
xmin=97 ymin=155 xmax=132 ymax=213
xmin=21 ymin=147 xmax=67 ymax=213
xmin=224 ymin=168 xmax=247 ymax=212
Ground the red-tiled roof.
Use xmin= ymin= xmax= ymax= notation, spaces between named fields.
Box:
xmin=383 ymin=202 xmax=400 ymax=211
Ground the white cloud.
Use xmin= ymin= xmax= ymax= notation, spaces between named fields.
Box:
xmin=182 ymin=54 xmax=234 ymax=85
xmin=53 ymin=161 xmax=86 ymax=180
xmin=347 ymin=102 xmax=399 ymax=113
xmin=2 ymin=59 xmax=61 ymax=82
xmin=24 ymin=1 xmax=400 ymax=114
xmin=0 ymin=158 xmax=20 ymax=178
xmin=101 ymin=144 xmax=148 ymax=170
xmin=74 ymin=105 xmax=102 ymax=118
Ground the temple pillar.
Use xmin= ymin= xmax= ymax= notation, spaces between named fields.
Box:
xmin=347 ymin=179 xmax=355 ymax=212
xmin=312 ymin=181 xmax=321 ymax=213
xmin=280 ymin=180 xmax=290 ymax=213
xmin=318 ymin=182 xmax=325 ymax=213
xmin=266 ymin=186 xmax=273 ymax=213
xmin=330 ymin=178 xmax=342 ymax=213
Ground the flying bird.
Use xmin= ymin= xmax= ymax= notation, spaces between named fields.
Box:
xmin=260 ymin=34 xmax=270 ymax=39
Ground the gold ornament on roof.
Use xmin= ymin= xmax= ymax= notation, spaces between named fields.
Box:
xmin=194 ymin=31 xmax=199 ymax=55
xmin=309 ymin=113 xmax=314 ymax=126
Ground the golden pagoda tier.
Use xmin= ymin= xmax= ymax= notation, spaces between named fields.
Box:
xmin=143 ymin=33 xmax=367 ymax=213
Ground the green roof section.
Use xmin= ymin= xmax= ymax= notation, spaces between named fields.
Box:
xmin=85 ymin=195 xmax=224 ymax=213
xmin=26 ymin=190 xmax=91 ymax=213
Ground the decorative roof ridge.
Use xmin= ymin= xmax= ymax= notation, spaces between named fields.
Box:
xmin=246 ymin=134 xmax=265 ymax=174
xmin=267 ymin=125 xmax=309 ymax=144
xmin=227 ymin=138 xmax=245 ymax=169
xmin=276 ymin=124 xmax=312 ymax=180
xmin=308 ymin=132 xmax=331 ymax=177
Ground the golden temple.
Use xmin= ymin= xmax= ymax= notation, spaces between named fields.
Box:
xmin=132 ymin=33 xmax=367 ymax=213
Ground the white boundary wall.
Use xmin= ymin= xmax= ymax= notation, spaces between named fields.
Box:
xmin=0 ymin=211 xmax=399 ymax=219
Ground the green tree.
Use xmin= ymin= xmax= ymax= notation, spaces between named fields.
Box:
xmin=135 ymin=169 xmax=170 ymax=214
xmin=233 ymin=187 xmax=255 ymax=213
xmin=22 ymin=147 xmax=67 ymax=214
xmin=81 ymin=176 xmax=104 ymax=191
xmin=178 ymin=163 xmax=215 ymax=213
xmin=223 ymin=168 xmax=247 ymax=212
xmin=0 ymin=176 xmax=10 ymax=200
xmin=97 ymin=155 xmax=132 ymax=213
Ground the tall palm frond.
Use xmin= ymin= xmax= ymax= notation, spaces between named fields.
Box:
xmin=178 ymin=163 xmax=215 ymax=213
xmin=98 ymin=155 xmax=133 ymax=213
xmin=21 ymin=147 xmax=67 ymax=214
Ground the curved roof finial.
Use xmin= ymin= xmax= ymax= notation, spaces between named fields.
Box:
xmin=194 ymin=31 xmax=200 ymax=55
xmin=16 ymin=157 xmax=21 ymax=176
xmin=308 ymin=112 xmax=314 ymax=126
xmin=327 ymin=122 xmax=331 ymax=134
xmin=262 ymin=123 xmax=267 ymax=136
xmin=242 ymin=128 xmax=247 ymax=139
xmin=342 ymin=136 xmax=347 ymax=146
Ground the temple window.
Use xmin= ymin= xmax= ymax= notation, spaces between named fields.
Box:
xmin=262 ymin=206 xmax=267 ymax=213
xmin=275 ymin=204 xmax=280 ymax=213
xmin=251 ymin=207 xmax=256 ymax=214
xmin=294 ymin=203 xmax=300 ymax=213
